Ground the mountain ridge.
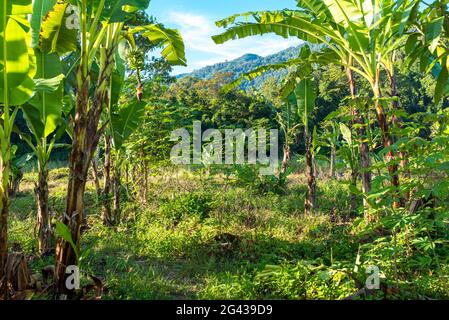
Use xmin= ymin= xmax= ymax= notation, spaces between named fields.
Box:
xmin=177 ymin=44 xmax=307 ymax=90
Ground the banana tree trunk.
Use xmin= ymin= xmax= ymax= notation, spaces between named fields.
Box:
xmin=8 ymin=170 xmax=23 ymax=197
xmin=125 ymin=163 xmax=130 ymax=196
xmin=348 ymin=92 xmax=360 ymax=213
xmin=113 ymin=165 xmax=121 ymax=224
xmin=92 ymin=153 xmax=102 ymax=199
xmin=54 ymin=46 xmax=114 ymax=298
xmin=36 ymin=165 xmax=51 ymax=255
xmin=388 ymin=71 xmax=408 ymax=205
xmin=0 ymin=190 xmax=8 ymax=292
xmin=281 ymin=144 xmax=290 ymax=175
xmin=359 ymin=132 xmax=371 ymax=204
xmin=143 ymin=159 xmax=149 ymax=204
xmin=350 ymin=170 xmax=358 ymax=214
xmin=346 ymin=67 xmax=371 ymax=214
xmin=102 ymin=135 xmax=112 ymax=225
xmin=373 ymin=78 xmax=400 ymax=209
xmin=0 ymin=137 xmax=11 ymax=295
xmin=329 ymin=145 xmax=336 ymax=178
xmin=354 ymin=108 xmax=371 ymax=214
xmin=304 ymin=133 xmax=316 ymax=214
xmin=54 ymin=83 xmax=90 ymax=299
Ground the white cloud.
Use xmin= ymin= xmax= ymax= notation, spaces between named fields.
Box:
xmin=165 ymin=11 xmax=303 ymax=74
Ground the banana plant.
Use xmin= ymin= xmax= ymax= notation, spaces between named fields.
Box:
xmin=108 ymin=100 xmax=146 ymax=225
xmin=0 ymin=0 xmax=36 ymax=289
xmin=8 ymin=146 xmax=33 ymax=197
xmin=15 ymin=0 xmax=76 ymax=255
xmin=322 ymin=121 xmax=340 ymax=178
xmin=339 ymin=122 xmax=361 ymax=213
xmin=101 ymin=64 xmax=146 ymax=226
xmin=277 ymin=97 xmax=301 ymax=176
xmin=100 ymin=27 xmax=166 ymax=225
xmin=311 ymin=126 xmax=323 ymax=175
xmin=212 ymin=0 xmax=419 ymax=210
xmin=256 ymin=46 xmax=318 ymax=213
xmin=295 ymin=77 xmax=318 ymax=214
xmin=53 ymin=0 xmax=186 ymax=298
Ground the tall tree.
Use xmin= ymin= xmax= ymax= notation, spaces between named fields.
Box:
xmin=0 ymin=0 xmax=36 ymax=294
xmin=20 ymin=0 xmax=75 ymax=255
xmin=53 ymin=0 xmax=186 ymax=298
xmin=295 ymin=78 xmax=318 ymax=214
xmin=277 ymin=98 xmax=301 ymax=176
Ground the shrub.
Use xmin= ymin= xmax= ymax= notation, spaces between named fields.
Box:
xmin=254 ymin=261 xmax=356 ymax=300
xmin=233 ymin=165 xmax=286 ymax=195
xmin=159 ymin=192 xmax=215 ymax=224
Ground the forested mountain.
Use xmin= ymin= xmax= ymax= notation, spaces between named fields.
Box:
xmin=177 ymin=44 xmax=308 ymax=89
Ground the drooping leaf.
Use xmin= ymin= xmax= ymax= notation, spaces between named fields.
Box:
xmin=295 ymin=78 xmax=316 ymax=127
xmin=434 ymin=64 xmax=449 ymax=105
xmin=130 ymin=24 xmax=187 ymax=66
xmin=213 ymin=11 xmax=321 ymax=46
xmin=39 ymin=1 xmax=78 ymax=55
xmin=23 ymin=51 xmax=64 ymax=139
xmin=432 ymin=181 xmax=449 ymax=200
xmin=397 ymin=0 xmax=420 ymax=35
xmin=92 ymin=0 xmax=150 ymax=22
xmin=425 ymin=16 xmax=444 ymax=53
xmin=339 ymin=122 xmax=353 ymax=145
xmin=110 ymin=70 xmax=124 ymax=110
xmin=34 ymin=74 xmax=65 ymax=93
xmin=13 ymin=152 xmax=34 ymax=169
xmin=55 ymin=221 xmax=79 ymax=259
xmin=405 ymin=33 xmax=419 ymax=54
xmin=296 ymin=0 xmax=332 ymax=19
xmin=0 ymin=0 xmax=32 ymax=34
xmin=30 ymin=0 xmax=58 ymax=48
xmin=323 ymin=0 xmax=364 ymax=27
xmin=0 ymin=1 xmax=36 ymax=106
xmin=111 ymin=101 xmax=146 ymax=149
xmin=0 ymin=20 xmax=29 ymax=88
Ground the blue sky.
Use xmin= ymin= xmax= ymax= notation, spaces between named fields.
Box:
xmin=146 ymin=0 xmax=301 ymax=74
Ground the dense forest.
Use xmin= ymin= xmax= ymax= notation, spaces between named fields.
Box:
xmin=0 ymin=0 xmax=449 ymax=303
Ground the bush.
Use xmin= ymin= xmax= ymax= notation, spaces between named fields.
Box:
xmin=159 ymin=192 xmax=215 ymax=224
xmin=254 ymin=261 xmax=356 ymax=300
xmin=233 ymin=165 xmax=286 ymax=195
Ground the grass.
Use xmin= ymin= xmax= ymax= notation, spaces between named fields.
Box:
xmin=7 ymin=166 xmax=449 ymax=300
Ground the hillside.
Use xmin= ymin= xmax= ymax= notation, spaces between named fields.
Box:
xmin=177 ymin=44 xmax=307 ymax=90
